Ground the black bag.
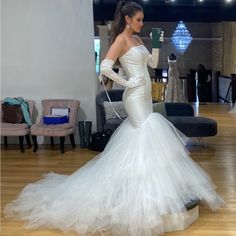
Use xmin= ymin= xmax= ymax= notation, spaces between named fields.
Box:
xmin=88 ymin=130 xmax=112 ymax=152
xmin=2 ymin=103 xmax=24 ymax=123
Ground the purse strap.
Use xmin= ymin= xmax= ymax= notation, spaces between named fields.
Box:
xmin=100 ymin=78 xmax=124 ymax=121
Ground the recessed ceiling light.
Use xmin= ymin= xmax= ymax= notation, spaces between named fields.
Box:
xmin=164 ymin=0 xmax=175 ymax=3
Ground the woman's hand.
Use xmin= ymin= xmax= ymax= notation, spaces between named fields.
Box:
xmin=150 ymin=30 xmax=164 ymax=48
xmin=150 ymin=31 xmax=164 ymax=41
xmin=159 ymin=31 xmax=164 ymax=42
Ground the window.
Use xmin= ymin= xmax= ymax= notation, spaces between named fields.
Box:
xmin=94 ymin=38 xmax=100 ymax=73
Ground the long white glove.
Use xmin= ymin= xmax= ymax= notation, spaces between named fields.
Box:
xmin=100 ymin=59 xmax=145 ymax=88
xmin=147 ymin=48 xmax=160 ymax=68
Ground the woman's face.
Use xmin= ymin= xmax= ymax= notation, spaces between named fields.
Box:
xmin=127 ymin=11 xmax=144 ymax=33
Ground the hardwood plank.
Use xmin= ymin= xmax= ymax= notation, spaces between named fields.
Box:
xmin=1 ymin=103 xmax=236 ymax=236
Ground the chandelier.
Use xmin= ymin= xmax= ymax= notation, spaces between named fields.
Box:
xmin=171 ymin=21 xmax=192 ymax=54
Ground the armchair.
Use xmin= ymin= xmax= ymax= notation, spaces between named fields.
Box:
xmin=30 ymin=99 xmax=79 ymax=154
xmin=1 ymin=99 xmax=35 ymax=153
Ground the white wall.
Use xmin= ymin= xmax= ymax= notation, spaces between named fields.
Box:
xmin=1 ymin=0 xmax=97 ymax=144
xmin=0 ymin=0 xmax=2 ymax=88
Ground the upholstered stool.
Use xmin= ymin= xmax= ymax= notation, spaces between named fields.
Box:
xmin=166 ymin=116 xmax=217 ymax=137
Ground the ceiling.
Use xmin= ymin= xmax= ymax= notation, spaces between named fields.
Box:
xmin=93 ymin=0 xmax=236 ymax=22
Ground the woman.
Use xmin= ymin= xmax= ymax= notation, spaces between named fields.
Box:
xmin=195 ymin=64 xmax=211 ymax=102
xmin=5 ymin=1 xmax=224 ymax=235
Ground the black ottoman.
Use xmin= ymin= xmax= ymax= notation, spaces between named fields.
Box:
xmin=166 ymin=116 xmax=217 ymax=137
xmin=104 ymin=118 xmax=123 ymax=133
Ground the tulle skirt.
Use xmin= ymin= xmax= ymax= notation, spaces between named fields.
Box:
xmin=4 ymin=113 xmax=224 ymax=236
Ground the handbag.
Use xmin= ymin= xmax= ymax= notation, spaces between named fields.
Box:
xmin=88 ymin=130 xmax=112 ymax=152
xmin=43 ymin=115 xmax=69 ymax=124
xmin=2 ymin=103 xmax=24 ymax=123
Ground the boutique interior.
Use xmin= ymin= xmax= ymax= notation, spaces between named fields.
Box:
xmin=1 ymin=0 xmax=236 ymax=235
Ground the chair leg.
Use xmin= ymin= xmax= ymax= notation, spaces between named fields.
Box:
xmin=197 ymin=137 xmax=207 ymax=148
xmin=69 ymin=134 xmax=76 ymax=148
xmin=25 ymin=134 xmax=32 ymax=148
xmin=19 ymin=136 xmax=25 ymax=153
xmin=4 ymin=136 xmax=8 ymax=147
xmin=78 ymin=121 xmax=85 ymax=148
xmin=32 ymin=135 xmax=38 ymax=152
xmin=60 ymin=136 xmax=65 ymax=154
xmin=50 ymin=136 xmax=54 ymax=147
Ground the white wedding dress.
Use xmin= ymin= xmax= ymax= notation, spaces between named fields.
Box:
xmin=165 ymin=58 xmax=185 ymax=103
xmin=5 ymin=45 xmax=224 ymax=236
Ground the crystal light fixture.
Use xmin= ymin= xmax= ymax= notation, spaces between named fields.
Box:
xmin=171 ymin=21 xmax=192 ymax=54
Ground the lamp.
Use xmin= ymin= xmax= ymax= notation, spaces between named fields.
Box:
xmin=171 ymin=21 xmax=192 ymax=54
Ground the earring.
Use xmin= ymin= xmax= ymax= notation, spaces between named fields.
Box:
xmin=126 ymin=24 xmax=130 ymax=30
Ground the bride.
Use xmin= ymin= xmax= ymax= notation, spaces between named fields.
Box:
xmin=5 ymin=1 xmax=224 ymax=235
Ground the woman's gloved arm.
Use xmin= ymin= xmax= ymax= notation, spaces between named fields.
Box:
xmin=147 ymin=49 xmax=160 ymax=69
xmin=100 ymin=59 xmax=145 ymax=88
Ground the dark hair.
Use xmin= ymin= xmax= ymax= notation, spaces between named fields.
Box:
xmin=169 ymin=53 xmax=177 ymax=61
xmin=197 ymin=64 xmax=208 ymax=83
xmin=110 ymin=1 xmax=143 ymax=44
xmin=197 ymin=64 xmax=206 ymax=72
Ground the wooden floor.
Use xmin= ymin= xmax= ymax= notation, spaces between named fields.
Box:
xmin=1 ymin=103 xmax=236 ymax=236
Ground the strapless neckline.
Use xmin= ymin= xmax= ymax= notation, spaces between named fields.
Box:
xmin=120 ymin=45 xmax=144 ymax=59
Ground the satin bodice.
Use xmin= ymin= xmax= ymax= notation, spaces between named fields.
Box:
xmin=119 ymin=45 xmax=153 ymax=126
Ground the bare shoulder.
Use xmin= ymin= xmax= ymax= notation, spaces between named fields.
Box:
xmin=105 ymin=34 xmax=126 ymax=61
xmin=110 ymin=34 xmax=126 ymax=54
xmin=133 ymin=35 xmax=144 ymax=45
xmin=113 ymin=34 xmax=126 ymax=47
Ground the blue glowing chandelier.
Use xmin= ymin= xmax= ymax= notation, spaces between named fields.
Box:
xmin=171 ymin=21 xmax=192 ymax=54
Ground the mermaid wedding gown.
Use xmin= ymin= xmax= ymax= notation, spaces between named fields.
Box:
xmin=5 ymin=45 xmax=224 ymax=236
